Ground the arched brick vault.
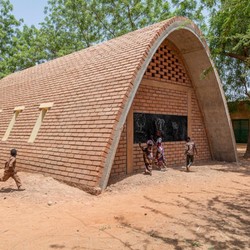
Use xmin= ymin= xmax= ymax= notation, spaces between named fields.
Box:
xmin=0 ymin=17 xmax=237 ymax=194
xmin=100 ymin=17 xmax=238 ymax=190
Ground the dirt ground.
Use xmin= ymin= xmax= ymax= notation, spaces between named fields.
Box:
xmin=0 ymin=145 xmax=249 ymax=250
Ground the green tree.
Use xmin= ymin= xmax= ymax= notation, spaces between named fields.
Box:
xmin=39 ymin=0 xmax=173 ymax=60
xmin=90 ymin=0 xmax=172 ymax=39
xmin=171 ymin=0 xmax=208 ymax=31
xmin=0 ymin=0 xmax=47 ymax=77
xmin=39 ymin=0 xmax=103 ymax=60
xmin=203 ymin=0 xmax=250 ymax=157
xmin=206 ymin=0 xmax=250 ymax=100
xmin=0 ymin=0 xmax=22 ymax=78
xmin=11 ymin=25 xmax=48 ymax=70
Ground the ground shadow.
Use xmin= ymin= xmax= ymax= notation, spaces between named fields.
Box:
xmin=210 ymin=156 xmax=250 ymax=176
xmin=108 ymin=171 xmax=145 ymax=186
xmin=108 ymin=184 xmax=249 ymax=249
xmin=114 ymin=215 xmax=183 ymax=250
xmin=50 ymin=244 xmax=65 ymax=249
xmin=0 ymin=187 xmax=18 ymax=193
xmin=140 ymin=189 xmax=250 ymax=249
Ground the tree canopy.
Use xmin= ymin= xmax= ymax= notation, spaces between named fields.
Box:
xmin=205 ymin=0 xmax=250 ymax=100
xmin=0 ymin=0 xmax=21 ymax=78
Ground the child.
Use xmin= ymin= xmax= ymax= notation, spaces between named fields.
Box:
xmin=139 ymin=140 xmax=154 ymax=175
xmin=0 ymin=149 xmax=23 ymax=190
xmin=152 ymin=130 xmax=167 ymax=171
xmin=184 ymin=137 xmax=198 ymax=172
xmin=155 ymin=137 xmax=167 ymax=171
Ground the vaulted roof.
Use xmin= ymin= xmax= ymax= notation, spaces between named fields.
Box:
xmin=0 ymin=17 xmax=237 ymax=193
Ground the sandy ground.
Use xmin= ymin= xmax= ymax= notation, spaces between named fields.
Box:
xmin=0 ymin=145 xmax=249 ymax=250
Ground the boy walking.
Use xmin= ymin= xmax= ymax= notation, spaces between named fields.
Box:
xmin=0 ymin=149 xmax=23 ymax=190
xmin=139 ymin=140 xmax=154 ymax=175
xmin=185 ymin=137 xmax=197 ymax=172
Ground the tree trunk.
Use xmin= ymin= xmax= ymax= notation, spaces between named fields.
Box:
xmin=244 ymin=128 xmax=250 ymax=158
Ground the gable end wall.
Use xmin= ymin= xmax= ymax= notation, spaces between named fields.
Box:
xmin=110 ymin=40 xmax=211 ymax=179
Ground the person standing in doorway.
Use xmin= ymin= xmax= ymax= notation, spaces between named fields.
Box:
xmin=184 ymin=137 xmax=197 ymax=172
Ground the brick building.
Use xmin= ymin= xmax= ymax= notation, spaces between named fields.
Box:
xmin=228 ymin=101 xmax=250 ymax=143
xmin=0 ymin=17 xmax=237 ymax=194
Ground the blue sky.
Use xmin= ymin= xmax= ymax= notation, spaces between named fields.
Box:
xmin=9 ymin=0 xmax=48 ymax=26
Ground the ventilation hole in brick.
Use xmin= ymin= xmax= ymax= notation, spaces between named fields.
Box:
xmin=143 ymin=43 xmax=190 ymax=83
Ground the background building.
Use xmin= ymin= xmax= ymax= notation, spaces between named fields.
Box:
xmin=228 ymin=101 xmax=250 ymax=143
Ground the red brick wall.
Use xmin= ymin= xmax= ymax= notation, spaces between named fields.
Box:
xmin=111 ymin=40 xmax=211 ymax=176
xmin=132 ymin=84 xmax=189 ymax=171
xmin=110 ymin=123 xmax=127 ymax=177
xmin=0 ymin=64 xmax=108 ymax=193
